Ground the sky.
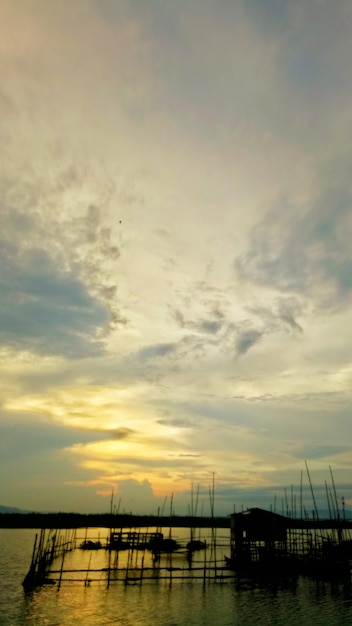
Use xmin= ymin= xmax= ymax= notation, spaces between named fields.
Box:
xmin=1 ymin=0 xmax=352 ymax=516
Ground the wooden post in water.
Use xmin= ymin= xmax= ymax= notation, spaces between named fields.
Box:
xmin=203 ymin=539 xmax=207 ymax=588
xmin=85 ymin=554 xmax=92 ymax=586
xmin=208 ymin=472 xmax=216 ymax=582
xmin=30 ymin=533 xmax=38 ymax=570
xmin=140 ymin=554 xmax=145 ymax=586
xmin=58 ymin=550 xmax=65 ymax=590
xmin=107 ymin=542 xmax=112 ymax=589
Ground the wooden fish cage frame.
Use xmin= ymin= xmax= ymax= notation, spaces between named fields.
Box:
xmin=22 ymin=524 xmax=233 ymax=591
xmin=21 ymin=466 xmax=352 ymax=590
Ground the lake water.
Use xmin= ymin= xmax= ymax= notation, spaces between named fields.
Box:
xmin=1 ymin=527 xmax=352 ymax=625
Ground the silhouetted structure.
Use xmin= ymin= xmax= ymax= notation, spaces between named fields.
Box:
xmin=227 ymin=507 xmax=352 ymax=578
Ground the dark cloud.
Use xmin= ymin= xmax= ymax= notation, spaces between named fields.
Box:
xmin=173 ymin=309 xmax=185 ymax=328
xmin=171 ymin=308 xmax=224 ymax=335
xmin=176 ymin=453 xmax=201 ymax=458
xmin=235 ymin=329 xmax=263 ymax=355
xmin=171 ymin=295 xmax=304 ymax=361
xmin=0 ymin=417 xmax=106 ymax=460
xmin=106 ymin=427 xmax=135 ymax=440
xmin=0 ymin=243 xmax=109 ymax=357
xmin=0 ymin=157 xmax=126 ymax=335
xmin=139 ymin=343 xmax=176 ymax=362
xmin=199 ymin=320 xmax=222 ymax=334
xmin=249 ymin=296 xmax=304 ymax=334
xmin=156 ymin=417 xmax=193 ymax=428
xmin=173 ymin=294 xmax=302 ymax=361
xmin=295 ymin=444 xmax=350 ymax=461
xmin=109 ymin=455 xmax=205 ymax=470
xmin=276 ymin=297 xmax=303 ymax=332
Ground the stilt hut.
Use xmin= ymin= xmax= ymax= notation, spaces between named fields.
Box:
xmin=229 ymin=508 xmax=289 ymax=567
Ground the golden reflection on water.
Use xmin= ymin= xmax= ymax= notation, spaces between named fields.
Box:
xmin=1 ymin=528 xmax=352 ymax=626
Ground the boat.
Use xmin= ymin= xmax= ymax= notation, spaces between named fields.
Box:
xmin=79 ymin=540 xmax=103 ymax=550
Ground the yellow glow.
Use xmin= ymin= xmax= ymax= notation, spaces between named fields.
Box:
xmin=5 ymin=384 xmax=161 ymax=431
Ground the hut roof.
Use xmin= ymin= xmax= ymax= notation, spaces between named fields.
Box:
xmin=231 ymin=507 xmax=289 ymax=541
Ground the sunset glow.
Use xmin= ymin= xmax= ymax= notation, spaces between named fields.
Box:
xmin=1 ymin=0 xmax=352 ymax=515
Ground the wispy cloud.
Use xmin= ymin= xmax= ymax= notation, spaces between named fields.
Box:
xmin=236 ymin=188 xmax=352 ymax=308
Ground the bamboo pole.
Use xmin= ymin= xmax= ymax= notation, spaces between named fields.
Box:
xmin=58 ymin=550 xmax=65 ymax=590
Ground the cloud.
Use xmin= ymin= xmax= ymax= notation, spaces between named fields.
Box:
xmin=0 ymin=415 xmax=108 ymax=460
xmin=248 ymin=296 xmax=304 ymax=334
xmin=196 ymin=320 xmax=222 ymax=334
xmin=295 ymin=444 xmax=351 ymax=461
xmin=106 ymin=427 xmax=135 ymax=440
xmin=171 ymin=307 xmax=224 ymax=334
xmin=114 ymin=478 xmax=156 ymax=511
xmin=235 ymin=329 xmax=263 ymax=355
xmin=0 ymin=151 xmax=129 ymax=342
xmin=236 ymin=185 xmax=352 ymax=308
xmin=0 ymin=243 xmax=109 ymax=357
xmin=138 ymin=343 xmax=177 ymax=362
xmin=156 ymin=417 xmax=193 ymax=429
xmin=275 ymin=297 xmax=304 ymax=332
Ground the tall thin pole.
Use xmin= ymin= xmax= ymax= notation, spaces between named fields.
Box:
xmin=305 ymin=460 xmax=319 ymax=520
xmin=330 ymin=465 xmax=342 ymax=544
xmin=325 ymin=480 xmax=332 ymax=520
xmin=284 ymin=488 xmax=289 ymax=516
xmin=110 ymin=489 xmax=114 ymax=515
xmin=329 ymin=466 xmax=340 ymax=522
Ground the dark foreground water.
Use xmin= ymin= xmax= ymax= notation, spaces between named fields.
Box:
xmin=1 ymin=528 xmax=352 ymax=625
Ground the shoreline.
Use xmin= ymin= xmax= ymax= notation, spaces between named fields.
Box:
xmin=0 ymin=512 xmax=231 ymax=529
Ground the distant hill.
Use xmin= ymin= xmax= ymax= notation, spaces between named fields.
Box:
xmin=0 ymin=505 xmax=29 ymax=514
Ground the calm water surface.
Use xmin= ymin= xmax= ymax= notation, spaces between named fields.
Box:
xmin=1 ymin=528 xmax=352 ymax=625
